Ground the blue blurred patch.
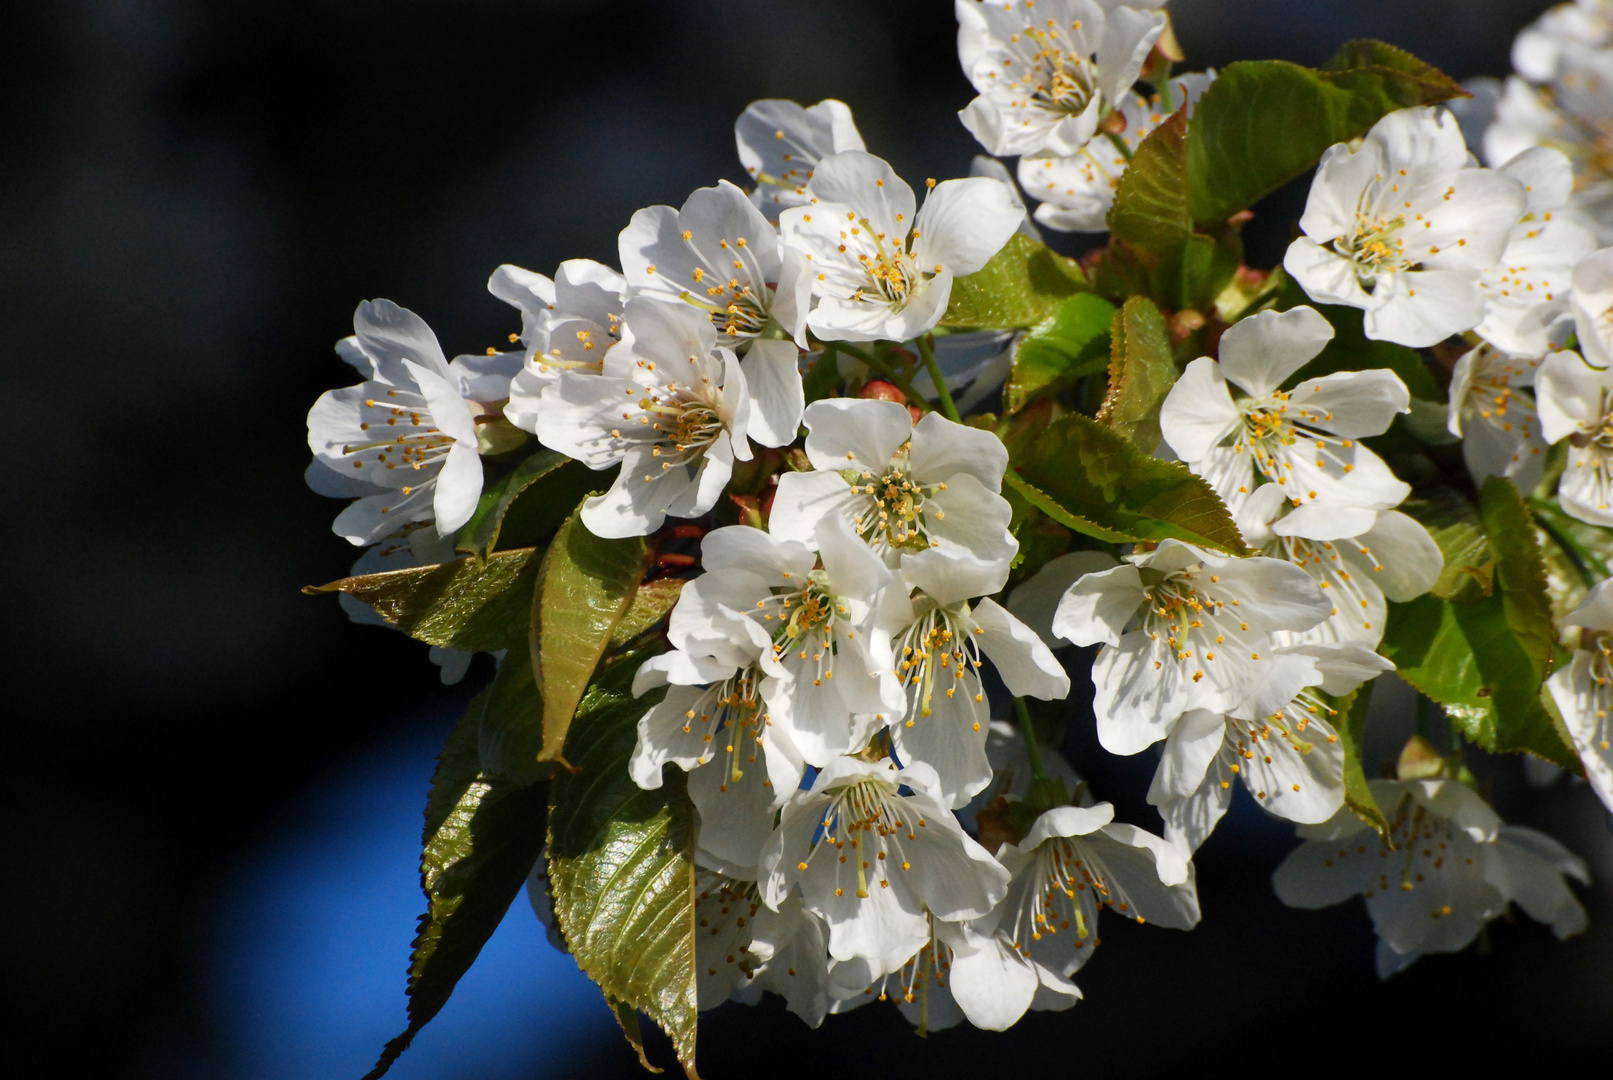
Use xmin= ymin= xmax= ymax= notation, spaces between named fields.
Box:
xmin=197 ymin=710 xmax=618 ymax=1080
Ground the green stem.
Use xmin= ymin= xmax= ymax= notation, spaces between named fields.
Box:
xmin=915 ymin=334 xmax=961 ymax=423
xmin=1154 ymin=62 xmax=1177 ymax=112
xmin=1014 ymin=697 xmax=1051 ymax=783
xmin=1104 ymin=130 xmax=1134 ymax=163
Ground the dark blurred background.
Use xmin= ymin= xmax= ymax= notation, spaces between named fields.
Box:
xmin=5 ymin=1 xmax=1609 ymax=1077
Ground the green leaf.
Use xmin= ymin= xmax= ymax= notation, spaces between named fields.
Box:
xmin=1009 ymin=412 xmax=1247 ymax=554
xmin=1147 ymin=229 xmax=1242 ymax=313
xmin=1095 ymin=296 xmax=1176 ymax=452
xmin=534 ymin=507 xmax=653 ymax=764
xmin=1380 ymin=478 xmax=1578 ymax=768
xmin=1185 ymin=49 xmax=1465 ymax=225
xmin=548 ymin=637 xmax=700 ymax=1077
xmin=479 ymin=647 xmax=547 ymax=785
xmin=1532 ymin=497 xmax=1613 ymax=583
xmin=1004 ymin=293 xmax=1116 ymax=413
xmin=1108 ymin=109 xmax=1191 ymax=265
xmin=455 ymin=449 xmax=571 ymax=558
xmin=1332 ymin=686 xmax=1390 ymax=842
xmin=1397 ymin=484 xmax=1493 ymax=602
xmin=305 ymin=547 xmax=540 ymax=653
xmin=940 ymin=232 xmax=1090 ymax=330
xmin=611 ymin=577 xmax=687 ymax=647
xmin=363 ymin=692 xmax=550 ymax=1080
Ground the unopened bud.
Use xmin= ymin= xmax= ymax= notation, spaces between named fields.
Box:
xmin=1168 ymin=309 xmax=1206 ymax=344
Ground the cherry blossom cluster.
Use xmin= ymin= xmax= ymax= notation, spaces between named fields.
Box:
xmin=304 ymin=0 xmax=1613 ymax=1054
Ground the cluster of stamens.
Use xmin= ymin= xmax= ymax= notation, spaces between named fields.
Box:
xmin=1223 ymin=691 xmax=1339 ymax=801
xmin=1324 ymin=795 xmax=1471 ymax=916
xmin=695 ymin=873 xmax=765 ymax=982
xmin=1568 ymin=388 xmax=1613 ymax=510
xmin=671 ymin=229 xmax=772 ymax=338
xmin=798 ymin=778 xmax=924 ymax=901
xmin=681 ymin=667 xmax=766 ymax=789
xmin=892 ymin=603 xmax=986 ymax=723
xmin=1001 ymin=20 xmax=1097 ymax=119
xmin=344 ymin=390 xmax=457 ymax=515
xmin=1010 ymin=835 xmax=1139 ymax=962
xmin=1232 ymin=388 xmax=1357 ymax=504
xmin=846 ymin=451 xmax=947 ymax=553
xmin=753 ymin=573 xmax=851 ymax=688
xmin=609 ymin=355 xmax=728 ymax=483
xmin=1140 ymin=567 xmax=1238 ymax=681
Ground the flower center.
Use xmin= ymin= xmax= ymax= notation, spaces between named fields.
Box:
xmin=893 ymin=601 xmax=984 ymax=721
xmin=753 ymin=575 xmax=851 ymax=687
xmin=801 ymin=777 xmax=922 ymax=900
xmin=682 ymin=666 xmax=765 ymax=787
xmin=1013 ymin=25 xmax=1097 ymax=118
xmin=847 ymin=453 xmax=948 ymax=553
xmin=1230 ymin=390 xmax=1349 ymax=501
xmin=1339 ymin=210 xmax=1411 ymax=282
xmin=347 ymin=392 xmax=456 ymax=475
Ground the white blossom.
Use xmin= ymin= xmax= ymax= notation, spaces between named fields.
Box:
xmin=619 ymin=180 xmax=811 ymax=350
xmin=1476 ymin=148 xmax=1596 ymax=354
xmin=1446 ymin=343 xmax=1550 ymax=493
xmin=994 ymin=803 xmax=1200 ymax=979
xmin=671 ymin=516 xmax=903 ymax=767
xmin=769 ymin=398 xmax=1018 ymax=567
xmin=778 ymin=151 xmax=1024 ymax=343
xmin=1537 ymin=296 xmax=1613 ymax=526
xmin=880 ymin=551 xmax=1071 ymax=809
xmin=1483 ymin=76 xmax=1613 ymax=243
xmin=1546 ymin=577 xmax=1613 ymax=814
xmin=1284 ymin=107 xmax=1528 ymax=347
xmin=1051 ymin=540 xmax=1330 ymax=755
xmin=1234 ymin=484 xmax=1444 ymax=649
xmin=629 ymin=622 xmax=804 ymax=878
xmin=492 ymin=260 xmax=627 ymax=433
xmin=1512 ymin=0 xmax=1613 ymax=87
xmin=827 ymin=913 xmax=1078 ymax=1034
xmin=736 ymin=98 xmax=865 ymax=220
xmin=1274 ymin=778 xmax=1589 ymax=977
xmin=535 ymin=297 xmax=804 ymax=538
xmin=1159 ymin=305 xmax=1412 ymax=522
xmin=760 ymin=757 xmax=1011 ymax=980
xmin=956 ymin=0 xmax=1166 ymax=159
xmin=1148 ymin=642 xmax=1393 ymax=854
xmin=307 ymin=300 xmax=517 ymax=544
xmin=1017 ymin=71 xmax=1215 ymax=234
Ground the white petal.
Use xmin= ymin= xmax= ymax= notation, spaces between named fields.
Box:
xmin=431 ymin=441 xmax=485 ymax=536
xmin=972 ymin=597 xmax=1071 ymax=700
xmin=912 ymin=177 xmax=1025 ymax=277
xmin=768 ymin=468 xmax=854 ymax=546
xmin=1051 ymin=563 xmax=1144 ymax=647
xmin=909 ymin=411 xmax=1010 ymax=492
xmin=738 ymin=339 xmax=806 ymax=447
xmin=1159 ymin=357 xmax=1241 ymax=461
xmin=802 ymin=398 xmax=914 ymax=472
xmin=1008 ymin=550 xmax=1120 ymax=649
xmin=1216 ymin=306 xmax=1336 ymax=397
xmin=1147 ymin=708 xmax=1227 ymax=804
xmin=354 ymin=298 xmax=452 ymax=385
